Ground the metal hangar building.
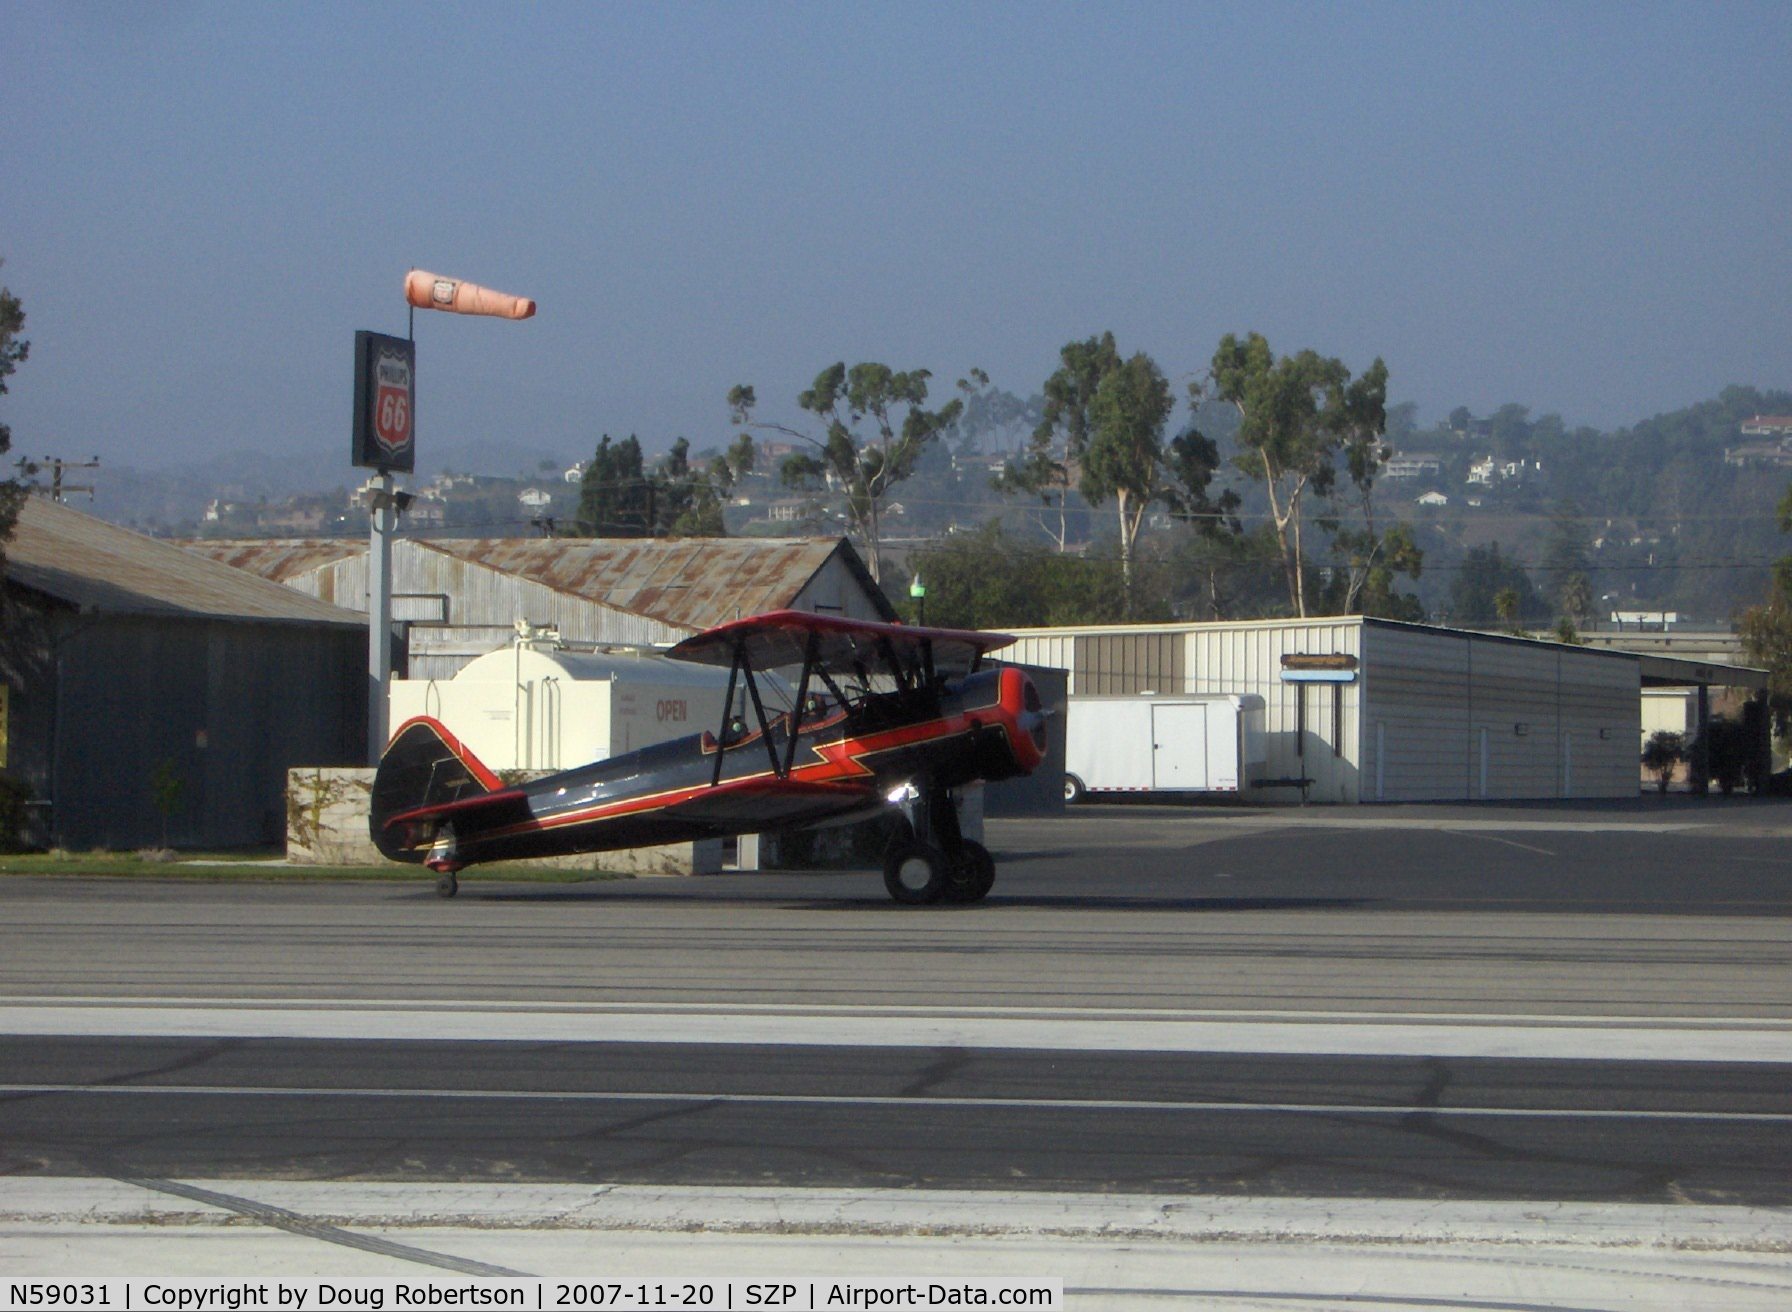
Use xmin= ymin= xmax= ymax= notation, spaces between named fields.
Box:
xmin=1 ymin=498 xmax=367 ymax=849
xmin=1003 ymin=615 xmax=1767 ymax=804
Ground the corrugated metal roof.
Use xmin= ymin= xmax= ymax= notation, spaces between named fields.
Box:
xmin=6 ymin=498 xmax=366 ymax=626
xmin=184 ymin=534 xmax=891 ymax=631
xmin=178 ymin=538 xmax=366 ymax=582
xmin=419 ymin=537 xmax=861 ymax=630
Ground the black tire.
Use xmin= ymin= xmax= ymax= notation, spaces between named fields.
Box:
xmin=883 ymin=842 xmax=947 ymax=905
xmin=435 ymin=873 xmax=459 ymax=899
xmin=1063 ymin=774 xmax=1086 ymax=804
xmin=943 ymin=840 xmax=996 ymax=904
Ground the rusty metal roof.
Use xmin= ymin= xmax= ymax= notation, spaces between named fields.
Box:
xmin=6 ymin=498 xmax=365 ymax=626
xmin=419 ymin=536 xmax=891 ymax=629
xmin=178 ymin=538 xmax=366 ymax=583
xmin=183 ymin=534 xmax=894 ymax=630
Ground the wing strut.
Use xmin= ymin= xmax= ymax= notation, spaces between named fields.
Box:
xmin=739 ymin=654 xmax=783 ymax=778
xmin=876 ymin=636 xmax=911 ymax=691
xmin=709 ymin=637 xmax=805 ymax=784
xmin=781 ymin=629 xmax=820 ymax=778
xmin=711 ymin=641 xmax=743 ymax=788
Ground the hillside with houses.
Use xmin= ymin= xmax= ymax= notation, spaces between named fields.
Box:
xmin=29 ymin=385 xmax=1792 ymax=629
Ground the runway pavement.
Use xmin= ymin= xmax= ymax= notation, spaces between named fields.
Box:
xmin=2 ymin=802 xmax=1790 ymax=1306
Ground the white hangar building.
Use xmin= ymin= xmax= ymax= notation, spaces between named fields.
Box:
xmin=1004 ymin=616 xmax=1767 ymax=804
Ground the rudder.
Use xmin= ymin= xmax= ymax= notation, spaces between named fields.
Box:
xmin=369 ymin=717 xmax=503 ymax=861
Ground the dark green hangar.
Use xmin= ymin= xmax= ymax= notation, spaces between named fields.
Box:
xmin=1 ymin=497 xmax=366 ymax=850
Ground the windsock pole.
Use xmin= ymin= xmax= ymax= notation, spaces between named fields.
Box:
xmin=364 ymin=271 xmax=534 ymax=763
xmin=368 ymin=470 xmax=396 ymax=763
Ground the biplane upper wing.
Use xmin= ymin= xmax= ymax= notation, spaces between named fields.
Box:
xmin=665 ymin=609 xmax=1015 ymax=676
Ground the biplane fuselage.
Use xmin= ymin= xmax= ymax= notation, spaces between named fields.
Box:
xmin=370 ymin=611 xmax=1048 ymax=901
xmin=375 ymin=664 xmax=1044 ymax=868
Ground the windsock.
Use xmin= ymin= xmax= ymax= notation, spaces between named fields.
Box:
xmin=404 ymin=269 xmax=536 ymax=320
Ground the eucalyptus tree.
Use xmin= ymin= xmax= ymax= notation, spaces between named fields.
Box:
xmin=728 ymin=363 xmax=962 ymax=582
xmin=1210 ymin=332 xmax=1389 ymax=617
xmin=994 ymin=333 xmax=1121 ymax=552
xmin=1011 ymin=334 xmax=1237 ymax=614
xmin=1316 ymin=360 xmax=1422 ymax=618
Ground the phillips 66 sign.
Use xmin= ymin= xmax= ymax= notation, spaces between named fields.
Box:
xmin=352 ymin=330 xmax=416 ymax=472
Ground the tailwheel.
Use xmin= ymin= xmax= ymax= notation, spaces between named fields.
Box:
xmin=883 ymin=841 xmax=947 ymax=905
xmin=943 ymin=840 xmax=996 ymax=904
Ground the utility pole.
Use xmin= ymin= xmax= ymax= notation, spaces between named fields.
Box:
xmin=39 ymin=456 xmax=100 ymax=503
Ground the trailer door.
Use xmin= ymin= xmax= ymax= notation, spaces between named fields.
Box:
xmin=1152 ymin=703 xmax=1208 ymax=790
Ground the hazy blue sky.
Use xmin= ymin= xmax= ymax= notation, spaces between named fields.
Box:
xmin=5 ymin=1 xmax=1789 ymax=474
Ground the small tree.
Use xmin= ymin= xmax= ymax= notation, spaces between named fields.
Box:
xmin=1740 ymin=520 xmax=1792 ymax=737
xmin=1641 ymin=730 xmax=1684 ymax=794
xmin=149 ymin=757 xmax=185 ymax=848
xmin=1494 ymin=587 xmax=1521 ymax=631
xmin=1692 ymin=716 xmax=1750 ymax=796
xmin=0 ymin=260 xmax=30 ymax=568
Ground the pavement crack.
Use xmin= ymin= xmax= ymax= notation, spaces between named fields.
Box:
xmin=97 ymin=1039 xmax=246 ymax=1088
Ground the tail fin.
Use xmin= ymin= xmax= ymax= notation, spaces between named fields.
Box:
xmin=369 ymin=717 xmax=505 ymax=861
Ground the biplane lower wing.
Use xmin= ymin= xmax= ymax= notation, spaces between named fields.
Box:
xmin=659 ymin=776 xmax=881 ymax=829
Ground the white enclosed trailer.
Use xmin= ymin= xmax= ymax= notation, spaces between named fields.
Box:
xmin=1062 ymin=693 xmax=1266 ymax=802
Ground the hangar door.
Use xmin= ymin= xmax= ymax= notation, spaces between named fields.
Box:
xmin=1152 ymin=702 xmax=1209 ymax=789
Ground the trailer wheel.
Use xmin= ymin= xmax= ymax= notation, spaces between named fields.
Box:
xmin=943 ymin=840 xmax=996 ymax=903
xmin=883 ymin=842 xmax=947 ymax=905
xmin=1063 ymin=774 xmax=1086 ymax=804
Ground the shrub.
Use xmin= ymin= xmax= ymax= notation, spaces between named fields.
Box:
xmin=1641 ymin=730 xmax=1684 ymax=795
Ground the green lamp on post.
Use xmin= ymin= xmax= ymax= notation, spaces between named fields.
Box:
xmin=909 ymin=573 xmax=926 ymax=626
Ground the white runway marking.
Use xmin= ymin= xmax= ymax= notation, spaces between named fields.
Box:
xmin=1442 ymin=827 xmax=1557 ymax=857
xmin=5 ymin=999 xmax=1792 ymax=1063
xmin=6 ymin=1082 xmax=1789 ymax=1123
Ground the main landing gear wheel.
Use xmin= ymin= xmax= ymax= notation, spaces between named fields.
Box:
xmin=883 ymin=841 xmax=947 ymax=905
xmin=942 ymin=839 xmax=996 ymax=904
xmin=434 ymin=872 xmax=459 ymax=899
xmin=1063 ymin=774 xmax=1086 ymax=804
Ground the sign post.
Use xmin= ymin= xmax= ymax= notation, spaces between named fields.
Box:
xmin=1279 ymin=653 xmax=1358 ymax=772
xmin=353 ymin=331 xmax=416 ymax=763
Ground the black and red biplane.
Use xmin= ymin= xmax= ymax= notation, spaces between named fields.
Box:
xmin=369 ymin=610 xmax=1048 ymax=904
